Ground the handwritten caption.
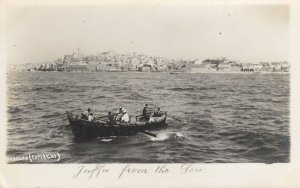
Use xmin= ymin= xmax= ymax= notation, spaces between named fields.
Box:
xmin=73 ymin=164 xmax=202 ymax=179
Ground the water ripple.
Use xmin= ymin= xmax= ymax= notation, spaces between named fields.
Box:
xmin=6 ymin=72 xmax=290 ymax=163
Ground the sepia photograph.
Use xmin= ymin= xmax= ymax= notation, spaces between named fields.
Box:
xmin=4 ymin=3 xmax=291 ymax=165
xmin=3 ymin=0 xmax=300 ymax=187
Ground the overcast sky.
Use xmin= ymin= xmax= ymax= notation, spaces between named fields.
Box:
xmin=6 ymin=4 xmax=289 ymax=64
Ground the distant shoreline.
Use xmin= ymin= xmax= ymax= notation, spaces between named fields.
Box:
xmin=8 ymin=70 xmax=290 ymax=74
xmin=187 ymin=71 xmax=290 ymax=74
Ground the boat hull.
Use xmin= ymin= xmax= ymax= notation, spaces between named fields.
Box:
xmin=67 ymin=111 xmax=167 ymax=139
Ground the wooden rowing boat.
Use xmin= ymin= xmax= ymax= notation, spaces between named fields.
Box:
xmin=66 ymin=111 xmax=167 ymax=139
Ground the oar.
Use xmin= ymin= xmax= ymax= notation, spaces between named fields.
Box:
xmin=167 ymin=115 xmax=182 ymax=122
xmin=96 ymin=112 xmax=122 ymax=119
xmin=139 ymin=130 xmax=156 ymax=137
xmin=96 ymin=115 xmax=109 ymax=119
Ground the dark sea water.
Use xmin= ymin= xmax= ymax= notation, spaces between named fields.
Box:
xmin=7 ymin=72 xmax=290 ymax=163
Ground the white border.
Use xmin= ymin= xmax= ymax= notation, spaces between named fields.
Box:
xmin=1 ymin=0 xmax=300 ymax=187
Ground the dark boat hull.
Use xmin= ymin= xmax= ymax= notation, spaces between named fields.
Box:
xmin=67 ymin=111 xmax=167 ymax=139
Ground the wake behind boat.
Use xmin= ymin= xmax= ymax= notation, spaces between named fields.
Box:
xmin=66 ymin=108 xmax=168 ymax=139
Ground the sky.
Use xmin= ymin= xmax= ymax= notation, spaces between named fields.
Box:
xmin=6 ymin=4 xmax=289 ymax=64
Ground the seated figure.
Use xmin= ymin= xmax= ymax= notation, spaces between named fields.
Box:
xmin=153 ymin=107 xmax=163 ymax=117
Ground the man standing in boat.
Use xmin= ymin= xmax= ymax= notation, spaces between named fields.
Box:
xmin=143 ymin=104 xmax=150 ymax=121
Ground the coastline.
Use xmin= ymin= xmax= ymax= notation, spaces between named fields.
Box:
xmin=7 ymin=70 xmax=290 ymax=74
xmin=186 ymin=71 xmax=290 ymax=74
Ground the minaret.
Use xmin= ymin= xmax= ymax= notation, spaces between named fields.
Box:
xmin=77 ymin=48 xmax=80 ymax=55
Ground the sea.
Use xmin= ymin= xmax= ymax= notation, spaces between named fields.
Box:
xmin=6 ymin=72 xmax=290 ymax=163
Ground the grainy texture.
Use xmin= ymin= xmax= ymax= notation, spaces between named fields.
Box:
xmin=7 ymin=72 xmax=289 ymax=163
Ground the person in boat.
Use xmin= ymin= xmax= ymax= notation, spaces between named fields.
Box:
xmin=81 ymin=112 xmax=87 ymax=120
xmin=153 ymin=107 xmax=163 ymax=117
xmin=107 ymin=111 xmax=115 ymax=125
xmin=116 ymin=106 xmax=125 ymax=121
xmin=120 ymin=108 xmax=130 ymax=123
xmin=81 ymin=108 xmax=91 ymax=120
xmin=88 ymin=113 xmax=94 ymax=121
xmin=142 ymin=104 xmax=150 ymax=121
xmin=143 ymin=104 xmax=149 ymax=116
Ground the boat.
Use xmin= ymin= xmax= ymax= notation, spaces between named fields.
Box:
xmin=66 ymin=111 xmax=168 ymax=139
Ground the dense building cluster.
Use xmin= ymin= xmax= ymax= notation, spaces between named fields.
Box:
xmin=13 ymin=50 xmax=189 ymax=72
xmin=191 ymin=57 xmax=290 ymax=73
xmin=8 ymin=51 xmax=289 ymax=73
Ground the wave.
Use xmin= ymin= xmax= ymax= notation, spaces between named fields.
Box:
xmin=234 ymin=106 xmax=257 ymax=111
xmin=229 ymin=131 xmax=262 ymax=141
xmin=185 ymin=102 xmax=200 ymax=105
xmin=8 ymin=117 xmax=23 ymax=122
xmin=150 ymin=133 xmax=170 ymax=141
xmin=7 ymin=72 xmax=290 ymax=163
xmin=243 ymin=146 xmax=279 ymax=156
xmin=20 ymin=103 xmax=37 ymax=108
xmin=98 ymin=138 xmax=113 ymax=142
xmin=200 ymin=86 xmax=216 ymax=90
xmin=41 ymin=112 xmax=62 ymax=118
xmin=248 ymin=98 xmax=274 ymax=103
xmin=150 ymin=132 xmax=184 ymax=141
xmin=170 ymin=86 xmax=216 ymax=92
xmin=34 ymin=142 xmax=63 ymax=149
xmin=93 ymin=95 xmax=107 ymax=99
xmin=126 ymin=92 xmax=150 ymax=100
xmin=7 ymin=106 xmax=22 ymax=113
xmin=221 ymin=89 xmax=235 ymax=92
xmin=29 ymin=87 xmax=43 ymax=92
xmin=24 ymin=86 xmax=65 ymax=93
xmin=170 ymin=87 xmax=196 ymax=91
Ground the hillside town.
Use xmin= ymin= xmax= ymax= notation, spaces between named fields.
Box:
xmin=191 ymin=57 xmax=290 ymax=73
xmin=8 ymin=50 xmax=290 ymax=73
